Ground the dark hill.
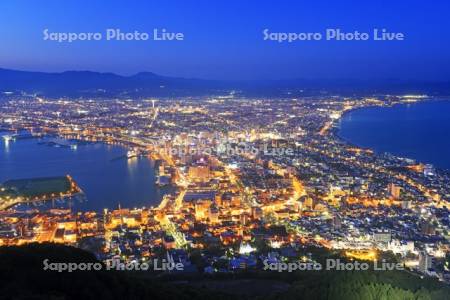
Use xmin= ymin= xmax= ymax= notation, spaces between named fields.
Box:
xmin=1 ymin=68 xmax=450 ymax=98
xmin=0 ymin=243 xmax=232 ymax=300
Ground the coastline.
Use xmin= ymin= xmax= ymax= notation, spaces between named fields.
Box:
xmin=0 ymin=134 xmax=172 ymax=212
xmin=333 ymin=98 xmax=450 ymax=171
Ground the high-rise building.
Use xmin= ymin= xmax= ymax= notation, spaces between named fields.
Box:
xmin=420 ymin=222 xmax=436 ymax=235
xmin=373 ymin=230 xmax=392 ymax=244
xmin=423 ymin=164 xmax=435 ymax=177
xmin=188 ymin=165 xmax=210 ymax=181
xmin=388 ymin=183 xmax=402 ymax=199
xmin=251 ymin=206 xmax=263 ymax=220
xmin=418 ymin=251 xmax=433 ymax=273
xmin=208 ymin=205 xmax=219 ymax=224
xmin=332 ymin=215 xmax=342 ymax=230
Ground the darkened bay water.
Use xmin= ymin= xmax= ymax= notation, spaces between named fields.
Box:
xmin=339 ymin=100 xmax=450 ymax=170
xmin=0 ymin=137 xmax=172 ymax=211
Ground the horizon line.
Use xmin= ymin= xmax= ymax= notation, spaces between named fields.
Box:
xmin=1 ymin=67 xmax=449 ymax=83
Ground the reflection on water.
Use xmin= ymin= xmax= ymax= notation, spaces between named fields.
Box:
xmin=0 ymin=134 xmax=173 ymax=212
xmin=3 ymin=138 xmax=9 ymax=153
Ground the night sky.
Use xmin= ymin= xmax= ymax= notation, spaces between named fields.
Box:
xmin=0 ymin=0 xmax=449 ymax=80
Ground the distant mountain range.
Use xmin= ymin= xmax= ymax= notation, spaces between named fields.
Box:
xmin=1 ymin=68 xmax=449 ymax=98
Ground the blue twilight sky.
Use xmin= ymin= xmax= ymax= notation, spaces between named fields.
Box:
xmin=0 ymin=0 xmax=449 ymax=80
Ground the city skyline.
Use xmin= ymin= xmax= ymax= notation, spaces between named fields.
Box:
xmin=1 ymin=1 xmax=450 ymax=299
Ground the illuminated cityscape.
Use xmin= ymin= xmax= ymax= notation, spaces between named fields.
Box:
xmin=1 ymin=94 xmax=449 ymax=283
xmin=2 ymin=1 xmax=450 ymax=298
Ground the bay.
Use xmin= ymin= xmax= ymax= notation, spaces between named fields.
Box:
xmin=339 ymin=100 xmax=450 ymax=170
xmin=0 ymin=136 xmax=171 ymax=211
